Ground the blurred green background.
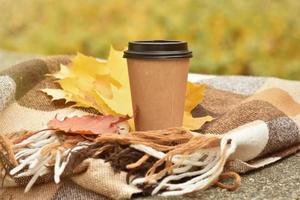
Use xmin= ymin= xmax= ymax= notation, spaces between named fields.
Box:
xmin=0 ymin=0 xmax=299 ymax=79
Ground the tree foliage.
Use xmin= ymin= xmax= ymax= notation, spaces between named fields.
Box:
xmin=0 ymin=0 xmax=299 ymax=79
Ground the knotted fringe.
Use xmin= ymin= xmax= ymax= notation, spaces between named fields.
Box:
xmin=1 ymin=129 xmax=91 ymax=192
xmin=95 ymin=128 xmax=238 ymax=196
xmin=215 ymin=171 xmax=241 ymax=191
xmin=95 ymin=127 xmax=194 ymax=152
xmin=1 ymin=127 xmax=239 ymax=197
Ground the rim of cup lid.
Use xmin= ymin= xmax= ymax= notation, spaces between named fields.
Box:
xmin=124 ymin=40 xmax=193 ymax=59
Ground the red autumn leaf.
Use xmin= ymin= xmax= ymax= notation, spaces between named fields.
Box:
xmin=48 ymin=115 xmax=129 ymax=135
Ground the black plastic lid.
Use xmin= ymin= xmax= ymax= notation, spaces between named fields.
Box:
xmin=123 ymin=40 xmax=192 ymax=59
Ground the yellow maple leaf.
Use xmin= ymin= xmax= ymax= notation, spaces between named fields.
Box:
xmin=52 ymin=64 xmax=71 ymax=79
xmin=184 ymin=82 xmax=207 ymax=112
xmin=41 ymin=88 xmax=73 ymax=102
xmin=94 ymin=74 xmax=121 ymax=99
xmin=44 ymin=48 xmax=130 ymax=116
xmin=97 ymin=48 xmax=132 ymax=116
xmin=57 ymin=76 xmax=114 ymax=114
xmin=182 ymin=82 xmax=210 ymax=130
xmin=183 ymin=112 xmax=213 ymax=130
xmin=70 ymin=53 xmax=109 ymax=77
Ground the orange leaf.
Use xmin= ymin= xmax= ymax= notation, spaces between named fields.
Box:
xmin=48 ymin=115 xmax=129 ymax=135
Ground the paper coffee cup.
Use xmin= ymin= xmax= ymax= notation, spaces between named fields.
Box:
xmin=124 ymin=40 xmax=192 ymax=131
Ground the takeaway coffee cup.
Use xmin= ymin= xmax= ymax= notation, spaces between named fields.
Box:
xmin=124 ymin=40 xmax=192 ymax=131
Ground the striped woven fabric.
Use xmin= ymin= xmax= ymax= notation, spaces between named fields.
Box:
xmin=0 ymin=57 xmax=299 ymax=199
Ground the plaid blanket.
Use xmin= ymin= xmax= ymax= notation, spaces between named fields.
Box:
xmin=0 ymin=57 xmax=299 ymax=199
